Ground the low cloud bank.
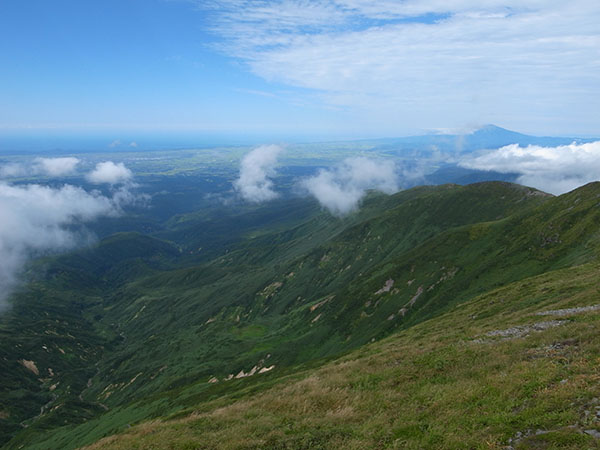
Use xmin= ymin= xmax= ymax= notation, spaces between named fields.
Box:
xmin=0 ymin=157 xmax=80 ymax=178
xmin=86 ymin=161 xmax=133 ymax=185
xmin=301 ymin=157 xmax=399 ymax=215
xmin=0 ymin=161 xmax=143 ymax=311
xmin=459 ymin=141 xmax=600 ymax=195
xmin=234 ymin=145 xmax=282 ymax=202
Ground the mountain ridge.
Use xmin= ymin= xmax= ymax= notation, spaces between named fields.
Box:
xmin=2 ymin=181 xmax=600 ymax=449
xmin=356 ymin=124 xmax=595 ymax=155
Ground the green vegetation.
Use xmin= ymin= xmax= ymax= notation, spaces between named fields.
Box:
xmin=2 ymin=180 xmax=600 ymax=449
xmin=85 ymin=262 xmax=600 ymax=449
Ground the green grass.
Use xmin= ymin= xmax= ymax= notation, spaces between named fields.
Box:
xmin=84 ymin=263 xmax=600 ymax=449
xmin=3 ymin=181 xmax=600 ymax=449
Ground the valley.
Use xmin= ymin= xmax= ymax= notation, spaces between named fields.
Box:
xmin=3 ymin=0 xmax=599 ymax=446
xmin=1 ymin=158 xmax=600 ymax=448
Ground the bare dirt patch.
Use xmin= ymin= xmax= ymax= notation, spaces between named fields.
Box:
xmin=474 ymin=320 xmax=567 ymax=343
xmin=19 ymin=359 xmax=39 ymax=376
xmin=536 ymin=304 xmax=600 ymax=317
xmin=375 ymin=279 xmax=394 ymax=295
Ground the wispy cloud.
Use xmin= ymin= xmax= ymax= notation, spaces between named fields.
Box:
xmin=234 ymin=87 xmax=279 ymax=99
xmin=234 ymin=144 xmax=283 ymax=202
xmin=459 ymin=141 xmax=600 ymax=194
xmin=194 ymin=0 xmax=600 ymax=133
xmin=301 ymin=157 xmax=398 ymax=215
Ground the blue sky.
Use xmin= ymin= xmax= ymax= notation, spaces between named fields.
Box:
xmin=1 ymin=0 xmax=599 ymax=143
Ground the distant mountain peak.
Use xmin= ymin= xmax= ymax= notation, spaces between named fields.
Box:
xmin=476 ymin=124 xmax=503 ymax=131
xmin=469 ymin=124 xmax=524 ymax=136
xmin=426 ymin=124 xmax=522 ymax=137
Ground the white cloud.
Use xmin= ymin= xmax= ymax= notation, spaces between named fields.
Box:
xmin=0 ymin=163 xmax=28 ymax=178
xmin=301 ymin=157 xmax=398 ymax=215
xmin=234 ymin=145 xmax=282 ymax=202
xmin=0 ymin=157 xmax=146 ymax=310
xmin=459 ymin=141 xmax=600 ymax=194
xmin=196 ymin=0 xmax=600 ymax=134
xmin=0 ymin=157 xmax=80 ymax=178
xmin=86 ymin=161 xmax=133 ymax=185
xmin=0 ymin=182 xmax=134 ymax=310
xmin=33 ymin=157 xmax=80 ymax=176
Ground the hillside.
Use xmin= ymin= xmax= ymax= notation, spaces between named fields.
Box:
xmin=87 ymin=261 xmax=600 ymax=449
xmin=2 ymin=181 xmax=600 ymax=449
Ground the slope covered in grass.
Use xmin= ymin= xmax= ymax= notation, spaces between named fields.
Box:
xmin=86 ymin=262 xmax=600 ymax=449
xmin=83 ymin=261 xmax=600 ymax=449
xmin=3 ymin=181 xmax=600 ymax=449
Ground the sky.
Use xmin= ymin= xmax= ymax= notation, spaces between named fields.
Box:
xmin=1 ymin=0 xmax=599 ymax=142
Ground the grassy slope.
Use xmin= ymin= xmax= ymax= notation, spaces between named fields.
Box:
xmin=70 ymin=182 xmax=554 ymax=411
xmin=4 ymin=181 xmax=600 ymax=448
xmin=86 ymin=262 xmax=600 ymax=449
